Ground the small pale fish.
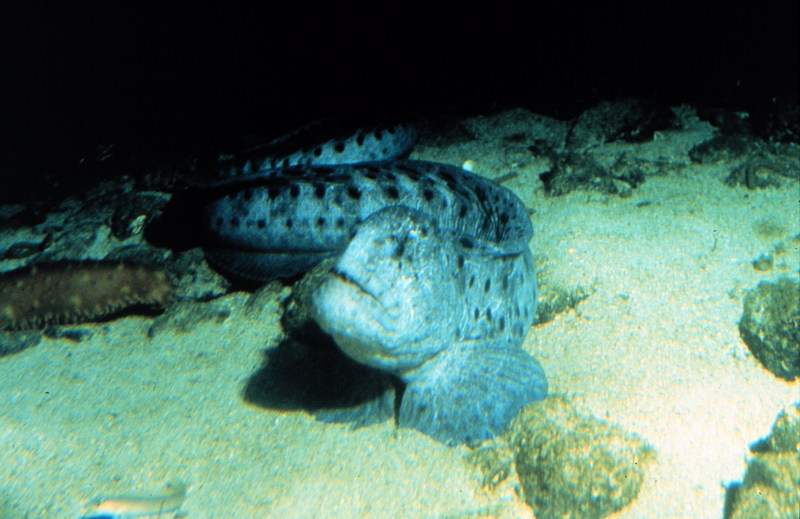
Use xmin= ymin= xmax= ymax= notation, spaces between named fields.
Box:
xmin=80 ymin=482 xmax=186 ymax=519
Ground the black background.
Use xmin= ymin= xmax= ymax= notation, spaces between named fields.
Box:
xmin=2 ymin=2 xmax=797 ymax=197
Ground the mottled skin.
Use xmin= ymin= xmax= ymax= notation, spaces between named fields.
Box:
xmin=311 ymin=206 xmax=546 ymax=445
xmin=203 ymin=160 xmax=534 ymax=283
xmin=218 ymin=124 xmax=417 ymax=177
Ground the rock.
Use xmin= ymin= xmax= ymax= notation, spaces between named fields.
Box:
xmin=280 ymin=258 xmax=337 ymax=342
xmin=539 ymin=153 xmax=617 ymax=196
xmin=534 ymin=283 xmax=592 ymax=324
xmin=470 ymin=396 xmax=655 ymax=519
xmin=0 ymin=330 xmax=42 ymax=357
xmin=727 ymin=404 xmax=800 ymax=519
xmin=110 ymin=192 xmax=168 ymax=240
xmin=148 ymin=298 xmax=232 ymax=338
xmin=730 ymin=453 xmax=800 ymax=519
xmin=767 ymin=404 xmax=800 ymax=454
xmin=566 ymin=99 xmax=669 ymax=150
xmin=739 ymin=277 xmax=800 ymax=381
xmin=689 ymin=134 xmax=764 ymax=164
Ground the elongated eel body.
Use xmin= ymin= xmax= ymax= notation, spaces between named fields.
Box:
xmin=193 ymin=124 xmax=548 ymax=446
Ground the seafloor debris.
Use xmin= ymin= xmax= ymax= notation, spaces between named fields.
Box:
xmin=725 ymin=155 xmax=799 ymax=189
xmin=738 ymin=277 xmax=800 ymax=382
xmin=688 ymin=133 xmax=800 ymax=189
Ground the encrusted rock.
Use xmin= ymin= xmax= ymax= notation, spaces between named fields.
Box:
xmin=509 ymin=397 xmax=654 ymax=519
xmin=727 ymin=404 xmax=800 ymax=519
xmin=469 ymin=396 xmax=655 ymax=519
xmin=566 ymin=99 xmax=668 ymax=150
xmin=739 ymin=277 xmax=800 ymax=381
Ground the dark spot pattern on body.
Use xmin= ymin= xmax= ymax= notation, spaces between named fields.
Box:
xmin=204 ymin=125 xmax=543 ymax=447
xmin=347 ymin=186 xmax=361 ymax=200
xmin=384 ymin=186 xmax=399 ymax=199
xmin=395 ymin=163 xmax=420 ymax=181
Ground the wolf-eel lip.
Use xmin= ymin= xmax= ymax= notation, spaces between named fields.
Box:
xmin=331 ymin=267 xmax=377 ymax=301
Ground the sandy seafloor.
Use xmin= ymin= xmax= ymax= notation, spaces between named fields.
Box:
xmin=0 ymin=108 xmax=798 ymax=518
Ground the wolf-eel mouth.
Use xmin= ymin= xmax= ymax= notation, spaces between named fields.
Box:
xmin=330 ymin=267 xmax=379 ymax=302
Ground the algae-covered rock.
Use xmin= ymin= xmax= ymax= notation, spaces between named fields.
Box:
xmin=730 ymin=453 xmax=800 ymax=519
xmin=767 ymin=404 xmax=800 ymax=454
xmin=727 ymin=404 xmax=800 ymax=519
xmin=739 ymin=277 xmax=800 ymax=381
xmin=466 ymin=441 xmax=515 ymax=491
xmin=507 ymin=396 xmax=655 ymax=519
